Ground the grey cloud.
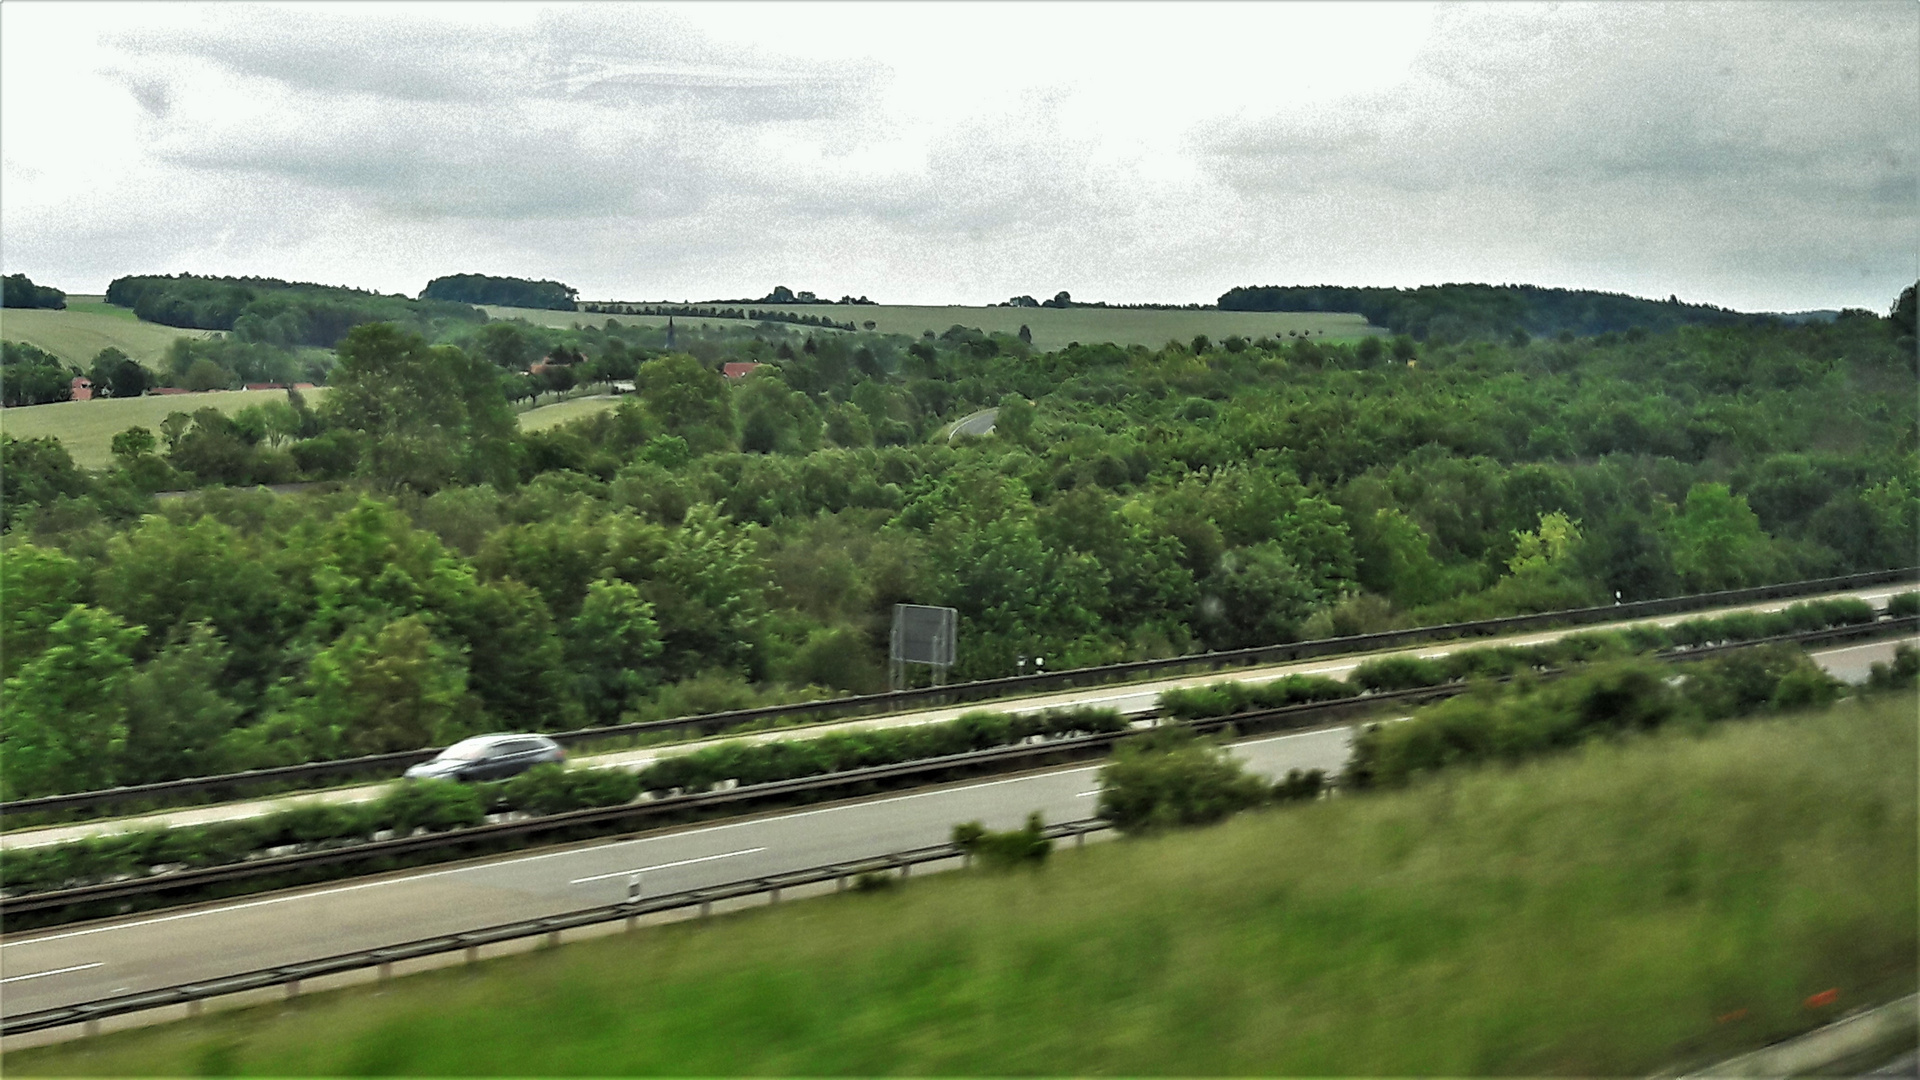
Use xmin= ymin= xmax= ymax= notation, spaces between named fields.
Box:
xmin=1196 ymin=3 xmax=1917 ymax=204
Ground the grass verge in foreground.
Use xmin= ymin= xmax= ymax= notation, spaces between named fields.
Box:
xmin=10 ymin=698 xmax=1914 ymax=1076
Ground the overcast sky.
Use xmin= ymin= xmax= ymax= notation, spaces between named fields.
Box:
xmin=2 ymin=1 xmax=1914 ymax=311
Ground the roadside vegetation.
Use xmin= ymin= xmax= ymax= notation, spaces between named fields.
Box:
xmin=10 ymin=696 xmax=1911 ymax=1076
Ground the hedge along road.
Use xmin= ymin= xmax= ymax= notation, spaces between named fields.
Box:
xmin=0 ymin=726 xmax=1353 ymax=1026
xmin=4 ymin=582 xmax=1907 ymax=852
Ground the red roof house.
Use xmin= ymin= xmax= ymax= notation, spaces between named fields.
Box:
xmin=722 ymin=362 xmax=765 ymax=379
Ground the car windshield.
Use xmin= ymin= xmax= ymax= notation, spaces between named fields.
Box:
xmin=436 ymin=738 xmax=495 ymax=762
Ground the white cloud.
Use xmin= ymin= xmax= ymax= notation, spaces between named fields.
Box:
xmin=1 ymin=1 xmax=1912 ymax=311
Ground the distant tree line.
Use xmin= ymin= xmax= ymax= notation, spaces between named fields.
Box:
xmin=998 ymin=291 xmax=1209 ymax=311
xmin=696 ymin=286 xmax=876 ymax=306
xmin=1218 ymin=283 xmax=1775 ymax=342
xmin=2 ymin=343 xmax=154 ymax=407
xmin=421 ymin=273 xmax=579 ymax=311
xmin=2 ymin=274 xmax=66 ymax=310
xmin=579 ymin=303 xmax=859 ymax=331
xmin=105 ymin=273 xmax=486 ymax=349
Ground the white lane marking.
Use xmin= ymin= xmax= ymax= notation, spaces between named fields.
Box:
xmin=4 ymin=721 xmax=1368 ymax=949
xmin=1 ymin=961 xmax=103 ymax=983
xmin=1075 ymin=791 xmax=1098 ymax=798
xmin=568 ymin=847 xmax=765 ymax=885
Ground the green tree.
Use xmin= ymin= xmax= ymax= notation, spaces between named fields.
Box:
xmin=88 ymin=347 xmax=150 ymax=398
xmin=567 ymin=578 xmax=664 ymax=721
xmin=637 ymin=353 xmax=734 ymax=454
xmin=995 ymin=394 xmax=1035 ymax=444
xmin=118 ymin=623 xmax=244 ymax=784
xmin=110 ymin=425 xmax=158 ymax=462
xmin=1664 ymin=483 xmax=1773 ymax=592
xmin=0 ymin=541 xmax=87 ymax=679
xmin=0 ymin=604 xmax=142 ymax=797
xmin=301 ymin=615 xmax=470 ymax=757
xmin=321 ymin=323 xmax=516 ymax=491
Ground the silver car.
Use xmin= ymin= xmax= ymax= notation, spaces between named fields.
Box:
xmin=403 ymin=734 xmax=566 ymax=782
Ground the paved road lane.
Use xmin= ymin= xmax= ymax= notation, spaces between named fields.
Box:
xmin=0 ymin=728 xmax=1352 ymax=1017
xmin=1810 ymin=637 xmax=1918 ymax=684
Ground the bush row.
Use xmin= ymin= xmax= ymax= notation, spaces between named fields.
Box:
xmin=1344 ymin=645 xmax=1842 ymax=790
xmin=1092 ymin=724 xmax=1327 ymax=834
xmin=1162 ymin=596 xmax=1885 ymax=714
xmin=1 ymin=706 xmax=1126 ymax=895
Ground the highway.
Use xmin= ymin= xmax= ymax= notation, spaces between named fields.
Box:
xmin=0 ymin=630 xmax=1908 ymax=1035
xmin=0 ymin=727 xmax=1352 ymax=1019
xmin=2 ymin=583 xmax=1908 ymax=851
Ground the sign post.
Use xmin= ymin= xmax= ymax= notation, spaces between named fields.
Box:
xmin=889 ymin=604 xmax=958 ymax=691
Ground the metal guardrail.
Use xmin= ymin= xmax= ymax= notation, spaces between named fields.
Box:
xmin=4 ymin=621 xmax=1912 ymax=1035
xmin=7 ymin=567 xmax=1912 ymax=818
xmin=10 ymin=617 xmax=1910 ymax=920
xmin=0 ymin=818 xmax=1116 ymax=1037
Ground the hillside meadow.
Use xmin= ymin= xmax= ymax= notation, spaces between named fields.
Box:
xmin=0 ymin=307 xmax=221 ymax=370
xmin=527 ymin=302 xmax=1383 ymax=350
xmin=0 ymin=389 xmax=329 ymax=469
xmin=11 ymin=697 xmax=1912 ymax=1076
xmin=0 ymin=387 xmax=625 ymax=468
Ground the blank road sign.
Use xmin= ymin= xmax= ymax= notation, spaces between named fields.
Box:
xmin=891 ymin=604 xmax=957 ymax=666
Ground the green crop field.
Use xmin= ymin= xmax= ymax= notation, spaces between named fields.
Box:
xmin=506 ymin=302 xmax=1383 ymax=350
xmin=0 ymin=306 xmax=220 ymax=369
xmin=2 ymin=388 xmax=620 ymax=468
xmin=0 ymin=389 xmax=328 ymax=469
xmin=12 ymin=698 xmax=1911 ymax=1076
xmin=482 ymin=305 xmax=674 ymax=331
xmin=517 ymin=394 xmax=625 ymax=431
xmin=738 ymin=303 xmax=1379 ymax=351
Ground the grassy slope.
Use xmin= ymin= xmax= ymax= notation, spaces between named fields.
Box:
xmin=0 ymin=390 xmax=331 ymax=469
xmin=517 ymin=394 xmax=624 ymax=431
xmin=4 ymin=390 xmax=606 ymax=468
xmin=0 ymin=308 xmax=219 ymax=369
xmin=11 ymin=698 xmax=1913 ymax=1077
xmin=499 ymin=302 xmax=1384 ymax=351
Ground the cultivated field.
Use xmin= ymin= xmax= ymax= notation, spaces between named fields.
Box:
xmin=0 ymin=389 xmax=328 ymax=469
xmin=482 ymin=305 xmax=674 ymax=330
xmin=517 ymin=394 xmax=624 ymax=431
xmin=2 ymin=388 xmax=619 ymax=467
xmin=510 ymin=302 xmax=1384 ymax=350
xmin=721 ymin=303 xmax=1379 ymax=351
xmin=0 ymin=303 xmax=220 ymax=369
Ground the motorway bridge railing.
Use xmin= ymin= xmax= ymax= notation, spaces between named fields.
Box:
xmin=5 ymin=566 xmax=1913 ymax=819
xmin=0 ymin=818 xmax=1116 ymax=1037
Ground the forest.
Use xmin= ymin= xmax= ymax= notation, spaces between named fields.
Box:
xmin=103 ymin=273 xmax=487 ymax=348
xmin=0 ymin=284 xmax=1914 ymax=800
xmin=420 ymin=273 xmax=579 ymax=311
xmin=1219 ymin=282 xmax=1784 ymax=341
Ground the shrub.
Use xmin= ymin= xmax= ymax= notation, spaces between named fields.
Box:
xmin=499 ymin=764 xmax=642 ymax=816
xmin=1349 ymin=654 xmax=1448 ymax=691
xmin=1867 ymin=643 xmax=1919 ymax=692
xmin=954 ymin=812 xmax=1052 ymax=869
xmin=1095 ymin=724 xmax=1270 ymax=833
xmin=377 ymin=779 xmax=486 ymax=835
xmin=1887 ymin=592 xmax=1920 ymax=619
xmin=1271 ymin=768 xmax=1326 ymax=803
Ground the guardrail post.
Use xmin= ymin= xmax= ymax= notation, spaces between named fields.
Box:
xmin=465 ymin=945 xmax=478 ymax=965
xmin=769 ymin=885 xmax=781 ymax=905
xmin=836 ymin=874 xmax=847 ymax=892
xmin=1076 ymin=829 xmax=1086 ymax=848
xmin=545 ymin=930 xmax=560 ymax=949
xmin=187 ymin=999 xmax=202 ymax=1018
xmin=699 ymin=898 xmax=711 ymax=918
xmin=379 ymin=961 xmax=392 ymax=981
xmin=899 ymin=861 xmax=911 ymax=881
xmin=84 ymin=1018 xmax=99 ymax=1038
xmin=285 ymin=978 xmax=300 ymax=999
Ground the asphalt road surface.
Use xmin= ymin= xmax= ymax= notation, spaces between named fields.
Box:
xmin=4 ymin=584 xmax=1907 ymax=851
xmin=0 ymin=728 xmax=1351 ymax=1018
xmin=945 ymin=407 xmax=998 ymax=440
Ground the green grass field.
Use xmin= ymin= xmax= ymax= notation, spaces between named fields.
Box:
xmin=0 ymin=390 xmax=329 ymax=469
xmin=0 ymin=307 xmax=219 ymax=369
xmin=505 ymin=302 xmax=1383 ymax=351
xmin=3 ymin=389 xmax=610 ymax=468
xmin=517 ymin=394 xmax=624 ymax=431
xmin=482 ymin=305 xmax=674 ymax=331
xmin=12 ymin=698 xmax=1911 ymax=1076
